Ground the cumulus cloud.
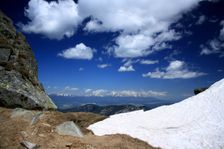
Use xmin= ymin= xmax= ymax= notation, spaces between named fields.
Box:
xmin=117 ymin=59 xmax=139 ymax=72
xmin=58 ymin=43 xmax=94 ymax=60
xmin=118 ymin=65 xmax=135 ymax=72
xmin=114 ymin=34 xmax=154 ymax=58
xmin=79 ymin=67 xmax=84 ymax=71
xmin=97 ymin=64 xmax=111 ymax=69
xmin=200 ymin=20 xmax=224 ymax=57
xmin=83 ymin=19 xmax=105 ymax=32
xmin=79 ymin=0 xmax=200 ymax=58
xmin=20 ymin=0 xmax=81 ymax=40
xmin=143 ymin=60 xmax=206 ymax=79
xmin=65 ymin=86 xmax=79 ymax=91
xmin=196 ymin=15 xmax=206 ymax=25
xmin=85 ymin=89 xmax=92 ymax=93
xmin=140 ymin=60 xmax=159 ymax=65
xmin=79 ymin=0 xmax=199 ymax=33
xmin=85 ymin=89 xmax=167 ymax=97
xmin=113 ymin=28 xmax=181 ymax=58
xmin=21 ymin=0 xmax=212 ymax=60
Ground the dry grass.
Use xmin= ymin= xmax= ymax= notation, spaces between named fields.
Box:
xmin=0 ymin=107 xmax=157 ymax=149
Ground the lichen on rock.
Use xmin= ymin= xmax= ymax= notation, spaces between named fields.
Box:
xmin=0 ymin=11 xmax=56 ymax=110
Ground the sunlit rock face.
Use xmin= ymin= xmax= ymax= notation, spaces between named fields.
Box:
xmin=0 ymin=11 xmax=57 ymax=110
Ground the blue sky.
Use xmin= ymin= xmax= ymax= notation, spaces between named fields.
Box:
xmin=1 ymin=0 xmax=224 ymax=100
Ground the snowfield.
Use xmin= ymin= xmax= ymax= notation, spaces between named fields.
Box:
xmin=88 ymin=78 xmax=224 ymax=149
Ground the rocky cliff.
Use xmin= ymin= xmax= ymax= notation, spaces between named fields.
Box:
xmin=0 ymin=11 xmax=56 ymax=109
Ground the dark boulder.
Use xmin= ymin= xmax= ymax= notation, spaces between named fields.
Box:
xmin=194 ymin=87 xmax=208 ymax=95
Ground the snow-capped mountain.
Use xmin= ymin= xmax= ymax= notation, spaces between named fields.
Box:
xmin=88 ymin=78 xmax=224 ymax=149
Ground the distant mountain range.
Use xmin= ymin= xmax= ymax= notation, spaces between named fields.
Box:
xmin=51 ymin=95 xmax=178 ymax=116
xmin=59 ymin=104 xmax=146 ymax=116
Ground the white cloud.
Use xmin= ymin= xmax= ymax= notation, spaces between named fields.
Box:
xmin=58 ymin=43 xmax=94 ymax=60
xmin=20 ymin=0 xmax=81 ymax=40
xmin=118 ymin=65 xmax=135 ymax=72
xmin=65 ymin=86 xmax=79 ymax=91
xmin=97 ymin=64 xmax=111 ymax=69
xmin=79 ymin=0 xmax=201 ymax=58
xmin=85 ymin=89 xmax=167 ymax=97
xmin=85 ymin=89 xmax=92 ymax=93
xmin=83 ymin=19 xmax=105 ymax=32
xmin=79 ymin=67 xmax=84 ymax=71
xmin=79 ymin=0 xmax=200 ymax=33
xmin=111 ymin=90 xmax=167 ymax=97
xmin=48 ymin=87 xmax=167 ymax=97
xmin=220 ymin=21 xmax=224 ymax=40
xmin=89 ymin=89 xmax=109 ymax=97
xmin=113 ymin=27 xmax=181 ymax=58
xmin=200 ymin=20 xmax=224 ymax=57
xmin=196 ymin=15 xmax=206 ymax=25
xmin=114 ymin=34 xmax=154 ymax=58
xmin=140 ymin=60 xmax=159 ymax=65
xmin=143 ymin=60 xmax=206 ymax=79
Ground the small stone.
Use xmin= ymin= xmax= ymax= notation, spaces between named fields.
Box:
xmin=20 ymin=131 xmax=28 ymax=138
xmin=41 ymin=123 xmax=51 ymax=127
xmin=30 ymin=112 xmax=43 ymax=125
xmin=55 ymin=121 xmax=83 ymax=137
xmin=66 ymin=143 xmax=72 ymax=147
xmin=38 ymin=134 xmax=45 ymax=137
xmin=20 ymin=141 xmax=39 ymax=149
xmin=31 ymin=128 xmax=38 ymax=136
xmin=11 ymin=108 xmax=34 ymax=122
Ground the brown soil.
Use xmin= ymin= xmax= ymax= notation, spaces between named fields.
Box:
xmin=0 ymin=107 xmax=157 ymax=149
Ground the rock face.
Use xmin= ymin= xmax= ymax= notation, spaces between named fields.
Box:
xmin=0 ymin=11 xmax=56 ymax=110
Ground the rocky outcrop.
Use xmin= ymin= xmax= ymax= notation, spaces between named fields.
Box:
xmin=0 ymin=11 xmax=56 ymax=110
xmin=194 ymin=87 xmax=208 ymax=95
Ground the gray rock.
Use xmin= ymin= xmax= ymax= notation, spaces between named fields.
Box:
xmin=0 ymin=48 xmax=11 ymax=63
xmin=55 ymin=121 xmax=83 ymax=137
xmin=11 ymin=108 xmax=34 ymax=122
xmin=0 ymin=66 xmax=4 ymax=70
xmin=11 ymin=108 xmax=43 ymax=125
xmin=0 ymin=11 xmax=56 ymax=110
xmin=20 ymin=131 xmax=29 ymax=138
xmin=20 ymin=141 xmax=39 ymax=149
xmin=31 ymin=111 xmax=43 ymax=125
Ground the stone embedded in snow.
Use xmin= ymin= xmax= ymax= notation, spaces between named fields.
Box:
xmin=89 ymin=78 xmax=224 ymax=149
xmin=55 ymin=121 xmax=83 ymax=137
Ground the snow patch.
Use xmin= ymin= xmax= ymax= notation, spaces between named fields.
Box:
xmin=88 ymin=78 xmax=224 ymax=149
